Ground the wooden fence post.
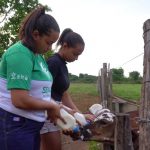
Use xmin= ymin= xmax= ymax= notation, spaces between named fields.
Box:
xmin=114 ymin=114 xmax=134 ymax=150
xmin=98 ymin=63 xmax=112 ymax=110
xmin=108 ymin=66 xmax=113 ymax=111
xmin=100 ymin=63 xmax=108 ymax=108
xmin=98 ymin=63 xmax=113 ymax=150
xmin=139 ymin=19 xmax=150 ymax=150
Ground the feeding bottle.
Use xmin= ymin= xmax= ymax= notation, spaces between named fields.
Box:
xmin=74 ymin=112 xmax=88 ymax=126
xmin=89 ymin=103 xmax=103 ymax=115
xmin=56 ymin=108 xmax=79 ymax=132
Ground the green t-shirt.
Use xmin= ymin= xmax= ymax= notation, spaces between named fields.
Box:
xmin=0 ymin=41 xmax=53 ymax=122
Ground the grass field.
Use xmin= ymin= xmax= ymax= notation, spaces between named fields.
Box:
xmin=69 ymin=83 xmax=99 ymax=96
xmin=112 ymin=84 xmax=141 ymax=101
xmin=69 ymin=83 xmax=142 ymax=101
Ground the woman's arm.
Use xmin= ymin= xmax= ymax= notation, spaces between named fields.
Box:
xmin=11 ymin=89 xmax=64 ymax=123
xmin=61 ymin=90 xmax=94 ymax=121
xmin=61 ymin=90 xmax=79 ymax=112
xmin=11 ymin=89 xmax=57 ymax=110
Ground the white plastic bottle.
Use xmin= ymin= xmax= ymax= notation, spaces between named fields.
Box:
xmin=61 ymin=105 xmax=88 ymax=126
xmin=56 ymin=108 xmax=77 ymax=130
xmin=74 ymin=112 xmax=87 ymax=126
xmin=89 ymin=103 xmax=103 ymax=115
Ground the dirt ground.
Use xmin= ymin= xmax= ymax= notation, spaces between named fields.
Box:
xmin=61 ymin=93 xmax=100 ymax=150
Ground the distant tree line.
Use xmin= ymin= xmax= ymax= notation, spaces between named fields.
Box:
xmin=111 ymin=68 xmax=142 ymax=84
xmin=69 ymin=73 xmax=98 ymax=83
xmin=69 ymin=68 xmax=142 ymax=84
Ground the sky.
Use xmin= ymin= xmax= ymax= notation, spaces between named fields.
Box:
xmin=39 ymin=0 xmax=150 ymax=77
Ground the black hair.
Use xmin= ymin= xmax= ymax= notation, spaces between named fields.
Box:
xmin=19 ymin=5 xmax=60 ymax=53
xmin=56 ymin=28 xmax=85 ymax=48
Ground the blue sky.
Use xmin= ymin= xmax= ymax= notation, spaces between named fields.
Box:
xmin=40 ymin=0 xmax=150 ymax=77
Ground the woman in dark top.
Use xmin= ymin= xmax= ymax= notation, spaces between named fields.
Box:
xmin=47 ymin=53 xmax=70 ymax=102
xmin=40 ymin=28 xmax=94 ymax=150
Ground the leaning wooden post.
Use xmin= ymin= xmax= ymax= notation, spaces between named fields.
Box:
xmin=114 ymin=114 xmax=134 ymax=150
xmin=139 ymin=19 xmax=150 ymax=150
xmin=108 ymin=65 xmax=113 ymax=111
xmin=100 ymin=63 xmax=108 ymax=108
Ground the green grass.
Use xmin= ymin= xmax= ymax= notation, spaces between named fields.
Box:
xmin=112 ymin=84 xmax=141 ymax=101
xmin=89 ymin=141 xmax=101 ymax=150
xmin=69 ymin=83 xmax=142 ymax=101
xmin=69 ymin=83 xmax=99 ymax=96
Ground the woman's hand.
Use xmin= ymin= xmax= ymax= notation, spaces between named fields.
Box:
xmin=47 ymin=103 xmax=65 ymax=125
xmin=84 ymin=113 xmax=95 ymax=122
xmin=62 ymin=105 xmax=77 ymax=116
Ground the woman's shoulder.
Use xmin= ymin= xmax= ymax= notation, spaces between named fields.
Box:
xmin=5 ymin=41 xmax=34 ymax=59
xmin=47 ymin=53 xmax=62 ymax=65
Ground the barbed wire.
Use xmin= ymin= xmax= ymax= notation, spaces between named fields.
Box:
xmin=120 ymin=52 xmax=144 ymax=67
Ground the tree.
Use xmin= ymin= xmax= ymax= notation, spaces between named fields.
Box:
xmin=112 ymin=68 xmax=124 ymax=82
xmin=0 ymin=0 xmax=51 ymax=57
xmin=78 ymin=73 xmax=97 ymax=83
xmin=129 ymin=71 xmax=140 ymax=82
xmin=69 ymin=73 xmax=79 ymax=82
xmin=79 ymin=73 xmax=84 ymax=78
xmin=43 ymin=50 xmax=54 ymax=60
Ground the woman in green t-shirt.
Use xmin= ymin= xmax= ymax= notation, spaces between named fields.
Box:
xmin=0 ymin=5 xmax=64 ymax=150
